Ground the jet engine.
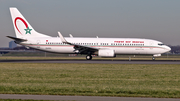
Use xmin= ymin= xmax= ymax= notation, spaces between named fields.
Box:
xmin=98 ymin=49 xmax=116 ymax=57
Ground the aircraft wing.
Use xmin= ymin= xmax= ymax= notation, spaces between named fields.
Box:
xmin=72 ymin=44 xmax=98 ymax=54
xmin=58 ymin=32 xmax=98 ymax=54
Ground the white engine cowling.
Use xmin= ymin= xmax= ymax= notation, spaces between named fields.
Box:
xmin=98 ymin=49 xmax=115 ymax=57
xmin=153 ymin=54 xmax=161 ymax=57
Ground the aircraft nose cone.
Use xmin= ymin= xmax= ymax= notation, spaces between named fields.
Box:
xmin=166 ymin=46 xmax=171 ymax=52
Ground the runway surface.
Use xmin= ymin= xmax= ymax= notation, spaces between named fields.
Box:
xmin=0 ymin=59 xmax=180 ymax=64
xmin=0 ymin=94 xmax=179 ymax=101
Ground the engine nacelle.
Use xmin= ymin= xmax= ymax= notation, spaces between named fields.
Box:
xmin=153 ymin=54 xmax=161 ymax=57
xmin=98 ymin=49 xmax=115 ymax=57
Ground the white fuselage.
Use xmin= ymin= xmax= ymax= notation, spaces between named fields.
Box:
xmin=19 ymin=37 xmax=171 ymax=55
xmin=9 ymin=8 xmax=171 ymax=60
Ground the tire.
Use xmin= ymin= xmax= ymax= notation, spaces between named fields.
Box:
xmin=86 ymin=55 xmax=92 ymax=60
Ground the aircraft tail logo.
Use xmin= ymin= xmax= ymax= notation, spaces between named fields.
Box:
xmin=14 ymin=17 xmax=32 ymax=35
xmin=10 ymin=7 xmax=50 ymax=38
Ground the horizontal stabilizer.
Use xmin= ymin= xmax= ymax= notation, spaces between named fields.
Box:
xmin=7 ymin=36 xmax=27 ymax=41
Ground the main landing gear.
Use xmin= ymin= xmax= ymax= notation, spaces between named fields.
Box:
xmin=152 ymin=57 xmax=155 ymax=60
xmin=86 ymin=55 xmax=92 ymax=60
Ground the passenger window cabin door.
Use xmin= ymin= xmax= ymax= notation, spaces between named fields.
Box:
xmin=149 ymin=41 xmax=154 ymax=50
xmin=37 ymin=40 xmax=41 ymax=48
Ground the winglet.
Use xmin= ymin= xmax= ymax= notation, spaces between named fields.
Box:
xmin=69 ymin=34 xmax=73 ymax=38
xmin=58 ymin=31 xmax=68 ymax=43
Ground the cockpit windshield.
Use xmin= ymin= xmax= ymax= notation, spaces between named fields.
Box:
xmin=158 ymin=43 xmax=165 ymax=46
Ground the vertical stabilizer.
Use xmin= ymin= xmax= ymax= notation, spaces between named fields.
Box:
xmin=10 ymin=7 xmax=50 ymax=38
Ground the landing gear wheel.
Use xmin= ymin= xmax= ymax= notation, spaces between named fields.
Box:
xmin=152 ymin=57 xmax=155 ymax=60
xmin=86 ymin=55 xmax=92 ymax=60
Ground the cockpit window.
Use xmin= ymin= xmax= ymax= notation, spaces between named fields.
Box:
xmin=158 ymin=43 xmax=164 ymax=46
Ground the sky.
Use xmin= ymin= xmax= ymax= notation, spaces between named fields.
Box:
xmin=0 ymin=0 xmax=180 ymax=47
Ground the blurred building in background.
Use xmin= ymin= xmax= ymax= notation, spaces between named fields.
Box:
xmin=9 ymin=41 xmax=17 ymax=49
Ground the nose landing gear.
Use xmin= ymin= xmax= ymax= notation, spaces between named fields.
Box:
xmin=152 ymin=57 xmax=155 ymax=60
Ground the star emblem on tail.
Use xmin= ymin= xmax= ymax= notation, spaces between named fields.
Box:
xmin=24 ymin=27 xmax=32 ymax=34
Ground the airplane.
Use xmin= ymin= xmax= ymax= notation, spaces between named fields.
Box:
xmin=7 ymin=7 xmax=171 ymax=60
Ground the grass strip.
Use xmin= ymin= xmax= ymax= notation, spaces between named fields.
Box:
xmin=0 ymin=63 xmax=180 ymax=98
